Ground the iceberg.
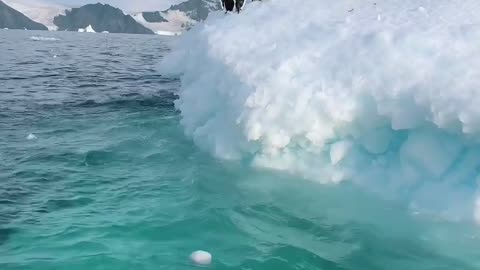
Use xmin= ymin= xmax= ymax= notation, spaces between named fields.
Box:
xmin=85 ymin=24 xmax=96 ymax=33
xmin=162 ymin=0 xmax=480 ymax=223
xmin=78 ymin=25 xmax=95 ymax=33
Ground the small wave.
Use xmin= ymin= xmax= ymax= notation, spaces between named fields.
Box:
xmin=15 ymin=61 xmax=43 ymax=65
xmin=0 ymin=228 xmax=16 ymax=246
xmin=29 ymin=36 xmax=60 ymax=41
xmin=45 ymin=197 xmax=94 ymax=212
xmin=75 ymin=93 xmax=178 ymax=109
xmin=83 ymin=150 xmax=116 ymax=166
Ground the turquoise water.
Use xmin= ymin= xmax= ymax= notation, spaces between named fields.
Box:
xmin=1 ymin=30 xmax=480 ymax=270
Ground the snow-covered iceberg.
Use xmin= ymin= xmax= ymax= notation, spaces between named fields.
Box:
xmin=85 ymin=24 xmax=96 ymax=33
xmin=161 ymin=0 xmax=480 ymax=223
xmin=77 ymin=25 xmax=96 ymax=33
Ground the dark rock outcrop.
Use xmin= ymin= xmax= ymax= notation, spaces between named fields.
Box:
xmin=54 ymin=3 xmax=154 ymax=34
xmin=167 ymin=0 xmax=221 ymax=21
xmin=0 ymin=0 xmax=48 ymax=30
xmin=142 ymin=11 xmax=168 ymax=23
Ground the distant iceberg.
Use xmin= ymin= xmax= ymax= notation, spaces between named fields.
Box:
xmin=85 ymin=24 xmax=96 ymax=33
xmin=78 ymin=25 xmax=96 ymax=33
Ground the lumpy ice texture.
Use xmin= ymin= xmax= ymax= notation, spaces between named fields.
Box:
xmin=161 ymin=0 xmax=480 ymax=223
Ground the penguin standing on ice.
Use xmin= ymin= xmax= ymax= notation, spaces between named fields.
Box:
xmin=221 ymin=0 xmax=235 ymax=13
xmin=221 ymin=0 xmax=246 ymax=13
xmin=235 ymin=0 xmax=245 ymax=13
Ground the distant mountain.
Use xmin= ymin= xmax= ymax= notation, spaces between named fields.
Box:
xmin=3 ymin=0 xmax=65 ymax=30
xmin=0 ymin=0 xmax=48 ymax=30
xmin=133 ymin=0 xmax=222 ymax=34
xmin=167 ymin=0 xmax=222 ymax=22
xmin=53 ymin=3 xmax=154 ymax=34
xmin=0 ymin=0 xmax=226 ymax=35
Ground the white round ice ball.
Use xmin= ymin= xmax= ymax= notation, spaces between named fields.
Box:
xmin=190 ymin=250 xmax=212 ymax=265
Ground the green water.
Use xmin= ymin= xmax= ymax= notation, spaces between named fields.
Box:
xmin=1 ymin=30 xmax=480 ymax=270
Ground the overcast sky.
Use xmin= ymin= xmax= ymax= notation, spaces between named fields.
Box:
xmin=8 ymin=0 xmax=185 ymax=12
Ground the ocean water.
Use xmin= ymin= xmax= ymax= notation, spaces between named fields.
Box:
xmin=1 ymin=29 xmax=480 ymax=270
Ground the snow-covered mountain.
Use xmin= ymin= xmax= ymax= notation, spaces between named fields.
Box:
xmin=3 ymin=0 xmax=64 ymax=30
xmin=132 ymin=0 xmax=222 ymax=35
xmin=54 ymin=3 xmax=154 ymax=34
xmin=1 ymin=0 xmax=225 ymax=34
xmin=0 ymin=0 xmax=48 ymax=30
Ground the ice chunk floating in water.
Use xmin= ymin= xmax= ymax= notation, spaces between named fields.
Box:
xmin=190 ymin=250 xmax=212 ymax=265
xmin=161 ymin=0 xmax=480 ymax=223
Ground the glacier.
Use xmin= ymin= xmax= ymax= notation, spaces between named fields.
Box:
xmin=161 ymin=0 xmax=480 ymax=223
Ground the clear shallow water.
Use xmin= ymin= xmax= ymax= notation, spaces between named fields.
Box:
xmin=1 ymin=30 xmax=480 ymax=270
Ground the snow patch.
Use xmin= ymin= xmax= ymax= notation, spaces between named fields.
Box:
xmin=155 ymin=30 xmax=181 ymax=36
xmin=132 ymin=10 xmax=195 ymax=34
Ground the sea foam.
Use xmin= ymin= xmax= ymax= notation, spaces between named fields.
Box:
xmin=161 ymin=0 xmax=480 ymax=223
xmin=29 ymin=36 xmax=60 ymax=41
